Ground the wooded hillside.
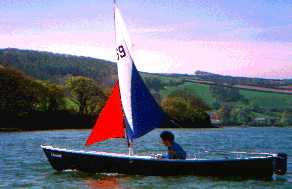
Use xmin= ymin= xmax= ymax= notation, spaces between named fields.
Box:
xmin=1 ymin=48 xmax=291 ymax=130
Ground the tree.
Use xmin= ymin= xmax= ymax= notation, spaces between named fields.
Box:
xmin=229 ymin=105 xmax=254 ymax=125
xmin=66 ymin=76 xmax=106 ymax=114
xmin=144 ymin=77 xmax=164 ymax=92
xmin=168 ymin=89 xmax=210 ymax=111
xmin=218 ymin=105 xmax=232 ymax=125
xmin=37 ymin=81 xmax=66 ymax=112
xmin=0 ymin=48 xmax=117 ymax=86
xmin=0 ymin=66 xmax=67 ymax=115
xmin=0 ymin=66 xmax=42 ymax=115
xmin=161 ymin=91 xmax=211 ymax=128
xmin=151 ymin=90 xmax=162 ymax=103
xmin=279 ymin=111 xmax=292 ymax=126
xmin=212 ymin=101 xmax=221 ymax=110
xmin=210 ymin=85 xmax=243 ymax=103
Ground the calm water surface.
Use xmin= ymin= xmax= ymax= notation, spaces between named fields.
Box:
xmin=1 ymin=127 xmax=291 ymax=189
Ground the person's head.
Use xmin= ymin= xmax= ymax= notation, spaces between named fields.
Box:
xmin=160 ymin=131 xmax=175 ymax=146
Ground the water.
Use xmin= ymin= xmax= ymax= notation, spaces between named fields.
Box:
xmin=1 ymin=127 xmax=291 ymax=189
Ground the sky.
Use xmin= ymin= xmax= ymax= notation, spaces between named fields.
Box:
xmin=0 ymin=0 xmax=292 ymax=79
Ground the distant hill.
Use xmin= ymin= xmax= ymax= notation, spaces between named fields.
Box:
xmin=1 ymin=48 xmax=291 ymax=89
xmin=154 ymin=71 xmax=292 ymax=95
xmin=0 ymin=48 xmax=117 ymax=86
xmin=156 ymin=71 xmax=292 ymax=88
xmin=194 ymin=71 xmax=292 ymax=87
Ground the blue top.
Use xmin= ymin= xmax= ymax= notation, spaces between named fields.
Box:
xmin=163 ymin=142 xmax=187 ymax=160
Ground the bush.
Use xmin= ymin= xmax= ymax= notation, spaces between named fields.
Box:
xmin=161 ymin=90 xmax=211 ymax=128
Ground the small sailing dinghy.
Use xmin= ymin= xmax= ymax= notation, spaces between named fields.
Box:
xmin=42 ymin=1 xmax=287 ymax=179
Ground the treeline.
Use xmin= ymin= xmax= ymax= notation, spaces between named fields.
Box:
xmin=209 ymin=85 xmax=292 ymax=126
xmin=0 ymin=66 xmax=101 ymax=130
xmin=0 ymin=65 xmax=211 ymax=131
xmin=0 ymin=48 xmax=117 ymax=86
xmin=195 ymin=71 xmax=292 ymax=88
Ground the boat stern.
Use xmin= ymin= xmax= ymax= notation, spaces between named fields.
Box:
xmin=274 ymin=153 xmax=288 ymax=175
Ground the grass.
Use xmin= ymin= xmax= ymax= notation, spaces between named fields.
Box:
xmin=160 ymin=81 xmax=292 ymax=110
xmin=160 ymin=82 xmax=216 ymax=106
xmin=240 ymin=90 xmax=292 ymax=109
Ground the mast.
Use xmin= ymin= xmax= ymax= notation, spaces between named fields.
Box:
xmin=114 ymin=0 xmax=166 ymax=155
xmin=86 ymin=0 xmax=165 ymax=150
xmin=114 ymin=0 xmax=134 ymax=156
xmin=127 ymin=138 xmax=134 ymax=156
xmin=126 ymin=121 xmax=134 ymax=155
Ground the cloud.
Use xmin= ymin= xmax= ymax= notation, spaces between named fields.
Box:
xmin=1 ymin=24 xmax=291 ymax=79
xmin=131 ymin=37 xmax=292 ymax=79
xmin=130 ymin=26 xmax=175 ymax=34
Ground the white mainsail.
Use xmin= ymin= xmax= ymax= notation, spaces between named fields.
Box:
xmin=114 ymin=1 xmax=166 ymax=141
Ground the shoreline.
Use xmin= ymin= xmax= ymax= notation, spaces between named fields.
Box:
xmin=1 ymin=126 xmax=291 ymax=132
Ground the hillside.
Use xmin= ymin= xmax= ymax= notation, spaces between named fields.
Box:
xmin=0 ymin=50 xmax=212 ymax=130
xmin=1 ymin=49 xmax=291 ymax=109
xmin=0 ymin=48 xmax=117 ymax=86
xmin=194 ymin=71 xmax=292 ymax=88
xmin=1 ymin=48 xmax=291 ymax=93
xmin=1 ymin=48 xmax=291 ymax=128
xmin=161 ymin=81 xmax=292 ymax=110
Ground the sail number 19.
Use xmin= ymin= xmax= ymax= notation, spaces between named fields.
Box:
xmin=116 ymin=45 xmax=126 ymax=60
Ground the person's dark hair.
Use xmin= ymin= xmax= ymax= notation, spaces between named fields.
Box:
xmin=160 ymin=131 xmax=175 ymax=142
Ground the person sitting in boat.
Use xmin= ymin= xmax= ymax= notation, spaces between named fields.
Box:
xmin=160 ymin=131 xmax=186 ymax=160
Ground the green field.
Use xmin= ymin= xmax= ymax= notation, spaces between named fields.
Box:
xmin=161 ymin=82 xmax=216 ymax=105
xmin=160 ymin=81 xmax=292 ymax=110
xmin=240 ymin=90 xmax=292 ymax=109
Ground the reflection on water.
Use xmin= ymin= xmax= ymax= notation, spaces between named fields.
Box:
xmin=85 ymin=176 xmax=124 ymax=189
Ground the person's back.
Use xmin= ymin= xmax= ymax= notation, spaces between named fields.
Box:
xmin=160 ymin=131 xmax=186 ymax=160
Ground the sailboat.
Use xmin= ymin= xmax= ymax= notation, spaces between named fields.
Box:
xmin=41 ymin=1 xmax=287 ymax=178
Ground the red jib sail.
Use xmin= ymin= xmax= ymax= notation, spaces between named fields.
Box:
xmin=85 ymin=82 xmax=125 ymax=146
